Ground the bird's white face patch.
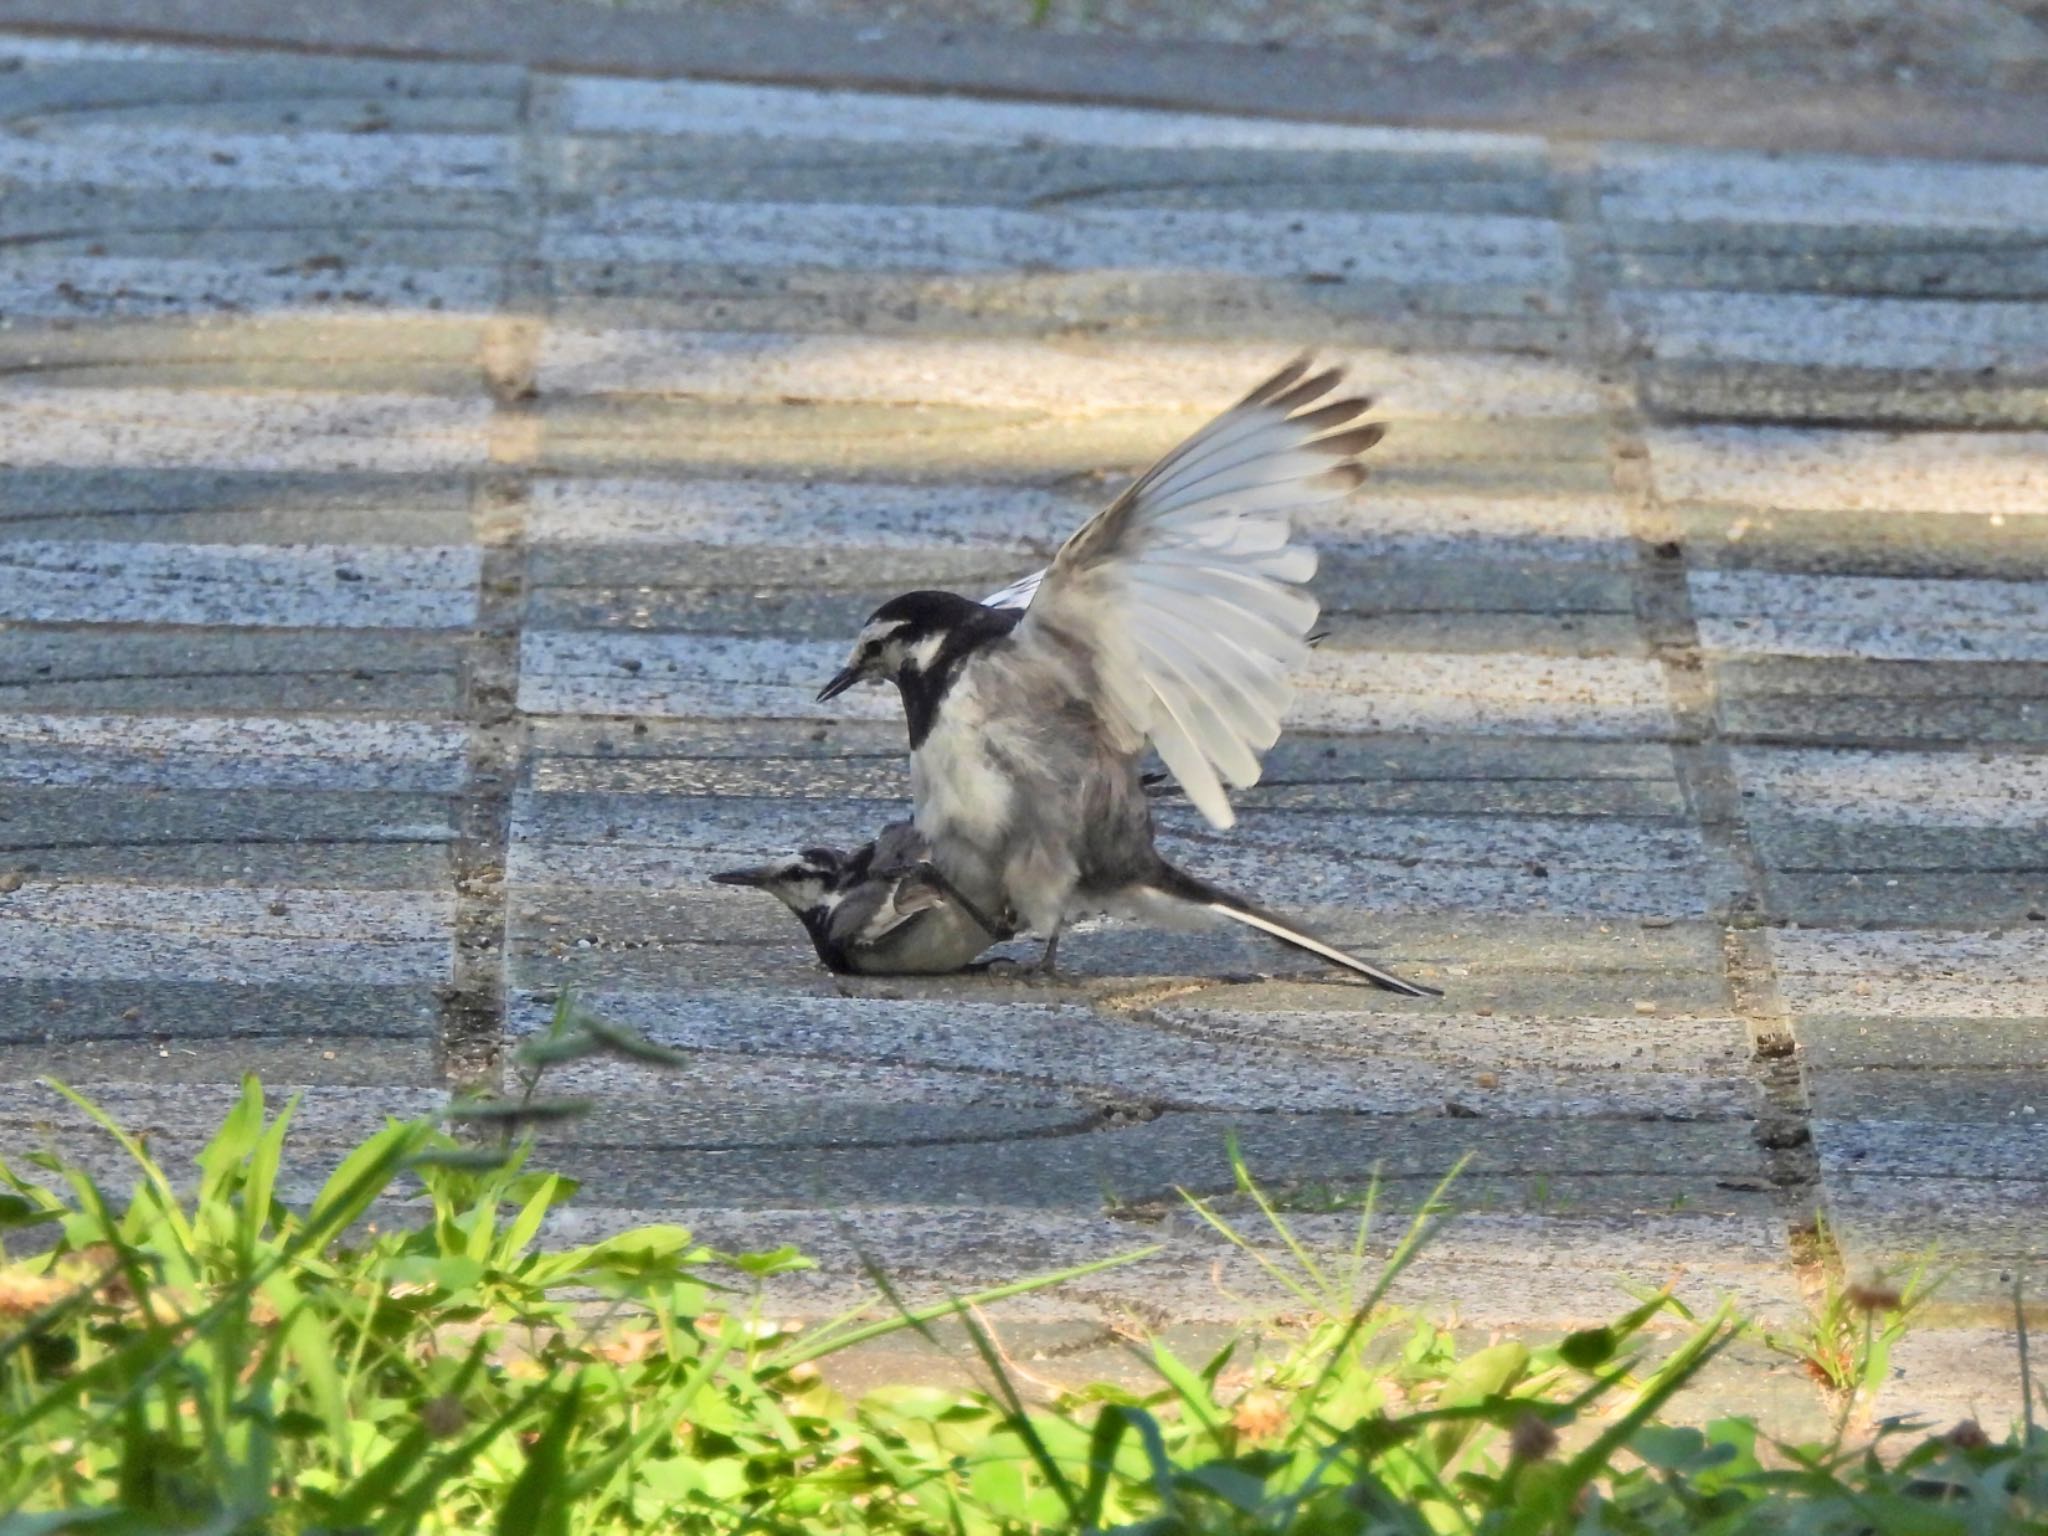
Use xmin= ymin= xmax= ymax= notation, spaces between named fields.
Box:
xmin=763 ymin=860 xmax=833 ymax=914
xmin=902 ymin=631 xmax=947 ymax=675
xmin=855 ymin=618 xmax=909 ymax=654
xmin=843 ymin=618 xmax=911 ymax=681
xmin=846 ymin=617 xmax=954 ymax=682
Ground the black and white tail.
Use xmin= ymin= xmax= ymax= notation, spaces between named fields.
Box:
xmin=1146 ymin=864 xmax=1442 ymax=998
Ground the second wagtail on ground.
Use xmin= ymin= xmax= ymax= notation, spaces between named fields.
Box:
xmin=713 ymin=821 xmax=1012 ymax=976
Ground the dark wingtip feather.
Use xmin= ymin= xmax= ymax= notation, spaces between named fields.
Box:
xmin=1270 ymin=365 xmax=1344 ymax=415
xmin=1241 ymin=353 xmax=1315 ymax=408
xmin=1295 ymin=396 xmax=1374 ymax=433
xmin=1309 ymin=422 xmax=1388 ymax=458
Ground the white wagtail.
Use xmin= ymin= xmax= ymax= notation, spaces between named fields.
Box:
xmin=713 ymin=821 xmax=1012 ymax=975
xmin=815 ymin=357 xmax=1438 ymax=996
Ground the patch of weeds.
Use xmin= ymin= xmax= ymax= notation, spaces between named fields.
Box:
xmin=0 ymin=1037 xmax=2043 ymax=1533
xmin=0 ymin=1006 xmax=1156 ymax=1535
xmin=1761 ymin=1211 xmax=1943 ymax=1431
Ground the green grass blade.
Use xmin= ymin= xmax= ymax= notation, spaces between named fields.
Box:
xmin=1146 ymin=1336 xmax=1226 ymax=1443
xmin=771 ymin=1243 xmax=1159 ymax=1368
xmin=953 ymin=1302 xmax=1079 ymax=1520
xmin=562 ymin=1337 xmax=735 ymax=1501
xmin=0 ymin=1113 xmax=429 ymax=1456
xmin=308 ymin=1117 xmax=432 ymax=1235
xmin=1503 ymin=1311 xmax=1737 ymax=1534
xmin=497 ymin=1378 xmax=582 ymax=1536
xmin=1179 ymin=1189 xmax=1323 ymax=1311
xmin=1118 ymin=1404 xmax=1188 ymax=1521
xmin=497 ymin=1172 xmax=564 ymax=1265
xmin=1280 ymin=1156 xmax=1471 ymax=1456
xmin=195 ymin=1077 xmax=267 ymax=1216
xmin=1227 ymin=1133 xmax=1333 ymax=1301
xmin=43 ymin=1079 xmax=198 ymax=1256
xmin=273 ymin=1278 xmax=348 ymax=1448
xmin=239 ymin=1084 xmax=298 ymax=1258
xmin=316 ymin=1336 xmax=490 ymax=1527
xmin=578 ymin=1011 xmax=695 ymax=1068
xmin=1074 ymin=1398 xmax=1136 ymax=1529
xmin=446 ymin=1096 xmax=594 ymax=1126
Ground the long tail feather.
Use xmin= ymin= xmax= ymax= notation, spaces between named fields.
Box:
xmin=1208 ymin=904 xmax=1441 ymax=997
xmin=1144 ymin=863 xmax=1442 ymax=998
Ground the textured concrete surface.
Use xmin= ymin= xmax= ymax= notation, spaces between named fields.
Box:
xmin=571 ymin=0 xmax=2048 ymax=87
xmin=8 ymin=0 xmax=2048 ymax=163
xmin=2 ymin=29 xmax=2045 ymax=1435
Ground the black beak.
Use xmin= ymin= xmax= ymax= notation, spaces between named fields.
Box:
xmin=816 ymin=665 xmax=862 ymax=704
xmin=711 ymin=865 xmax=774 ymax=888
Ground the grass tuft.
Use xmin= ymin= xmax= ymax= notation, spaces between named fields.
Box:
xmin=0 ymin=1068 xmax=2043 ymax=1533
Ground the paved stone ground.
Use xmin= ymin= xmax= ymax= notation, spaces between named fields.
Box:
xmin=2 ymin=31 xmax=2045 ymax=1431
xmin=588 ymin=0 xmax=2048 ymax=93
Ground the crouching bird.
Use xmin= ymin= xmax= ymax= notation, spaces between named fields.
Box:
xmin=815 ymin=356 xmax=1439 ymax=997
xmin=713 ymin=821 xmax=1011 ymax=976
xmin=715 ymin=821 xmax=1436 ymax=992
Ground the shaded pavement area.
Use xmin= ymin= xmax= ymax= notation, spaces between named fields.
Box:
xmin=1 ymin=26 xmax=2044 ymax=1429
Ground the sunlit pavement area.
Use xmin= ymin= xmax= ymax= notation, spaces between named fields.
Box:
xmin=1 ymin=25 xmax=2045 ymax=1430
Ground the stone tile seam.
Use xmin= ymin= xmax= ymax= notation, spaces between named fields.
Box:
xmin=1550 ymin=144 xmax=1822 ymax=1362
xmin=440 ymin=68 xmax=549 ymax=1091
xmin=549 ymin=1110 xmax=1135 ymax=1156
xmin=1721 ymin=734 xmax=2048 ymax=760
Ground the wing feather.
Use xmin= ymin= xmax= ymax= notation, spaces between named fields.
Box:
xmin=1134 ymin=638 xmax=1265 ymax=787
xmin=1144 ymin=705 xmax=1226 ymax=824
xmin=1138 ymin=396 xmax=1342 ymax=499
xmin=1139 ymin=608 xmax=1291 ymax=758
xmin=1016 ymin=357 xmax=1383 ymax=829
xmin=982 ymin=569 xmax=1045 ymax=610
xmin=1148 ymin=449 xmax=1366 ymax=519
xmin=856 ymin=882 xmax=948 ymax=945
xmin=1134 ymin=575 xmax=1302 ymax=676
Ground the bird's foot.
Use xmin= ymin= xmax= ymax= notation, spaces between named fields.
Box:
xmin=966 ymin=953 xmax=1066 ymax=986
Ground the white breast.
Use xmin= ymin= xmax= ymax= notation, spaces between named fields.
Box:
xmin=910 ymin=668 xmax=1014 ymax=852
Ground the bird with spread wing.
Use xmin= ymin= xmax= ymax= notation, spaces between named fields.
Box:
xmin=814 ymin=357 xmax=1437 ymax=995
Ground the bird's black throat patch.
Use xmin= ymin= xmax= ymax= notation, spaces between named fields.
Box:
xmin=797 ymin=904 xmax=856 ymax=973
xmin=886 ymin=598 xmax=1022 ymax=750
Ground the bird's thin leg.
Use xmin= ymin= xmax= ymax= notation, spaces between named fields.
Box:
xmin=913 ymin=862 xmax=1008 ymax=938
xmin=1036 ymin=923 xmax=1062 ymax=976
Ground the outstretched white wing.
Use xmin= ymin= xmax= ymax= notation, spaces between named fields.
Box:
xmin=1014 ymin=358 xmax=1382 ymax=830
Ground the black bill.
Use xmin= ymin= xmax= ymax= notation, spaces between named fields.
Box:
xmin=815 ymin=665 xmax=862 ymax=703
